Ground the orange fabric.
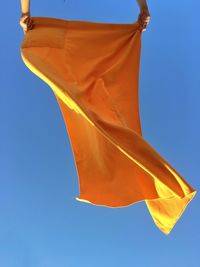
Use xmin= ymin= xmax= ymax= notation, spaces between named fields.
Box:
xmin=20 ymin=16 xmax=196 ymax=235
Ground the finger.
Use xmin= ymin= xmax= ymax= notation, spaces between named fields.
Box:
xmin=26 ymin=18 xmax=32 ymax=25
xmin=28 ymin=24 xmax=34 ymax=30
xmin=27 ymin=22 xmax=35 ymax=30
xmin=139 ymin=17 xmax=149 ymax=23
xmin=138 ymin=19 xmax=144 ymax=27
xmin=140 ymin=17 xmax=150 ymax=25
xmin=142 ymin=23 xmax=147 ymax=30
xmin=26 ymin=20 xmax=32 ymax=27
xmin=140 ymin=16 xmax=149 ymax=23
xmin=144 ymin=18 xmax=150 ymax=23
xmin=28 ymin=22 xmax=34 ymax=27
xmin=138 ymin=14 xmax=148 ymax=23
xmin=26 ymin=20 xmax=34 ymax=29
xmin=139 ymin=19 xmax=146 ymax=27
xmin=141 ymin=22 xmax=147 ymax=29
xmin=29 ymin=19 xmax=34 ymax=26
xmin=141 ymin=14 xmax=150 ymax=21
xmin=29 ymin=21 xmax=35 ymax=28
xmin=23 ymin=16 xmax=30 ymax=24
xmin=24 ymin=17 xmax=33 ymax=27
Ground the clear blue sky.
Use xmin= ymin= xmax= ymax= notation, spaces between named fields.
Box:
xmin=1 ymin=0 xmax=199 ymax=266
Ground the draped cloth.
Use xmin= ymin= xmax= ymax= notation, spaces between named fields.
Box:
xmin=20 ymin=16 xmax=196 ymax=235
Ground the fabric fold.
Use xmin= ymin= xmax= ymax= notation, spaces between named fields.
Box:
xmin=20 ymin=16 xmax=197 ymax=235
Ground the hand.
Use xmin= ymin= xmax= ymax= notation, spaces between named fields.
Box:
xmin=19 ymin=13 xmax=34 ymax=34
xmin=137 ymin=7 xmax=151 ymax=31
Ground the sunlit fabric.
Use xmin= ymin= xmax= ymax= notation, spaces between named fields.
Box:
xmin=20 ymin=16 xmax=196 ymax=235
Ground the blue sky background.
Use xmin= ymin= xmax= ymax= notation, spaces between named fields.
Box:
xmin=1 ymin=0 xmax=200 ymax=266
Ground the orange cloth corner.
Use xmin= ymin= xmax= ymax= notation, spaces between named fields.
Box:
xmin=20 ymin=16 xmax=197 ymax=235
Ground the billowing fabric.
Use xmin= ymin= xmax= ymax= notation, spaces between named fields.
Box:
xmin=20 ymin=16 xmax=196 ymax=235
